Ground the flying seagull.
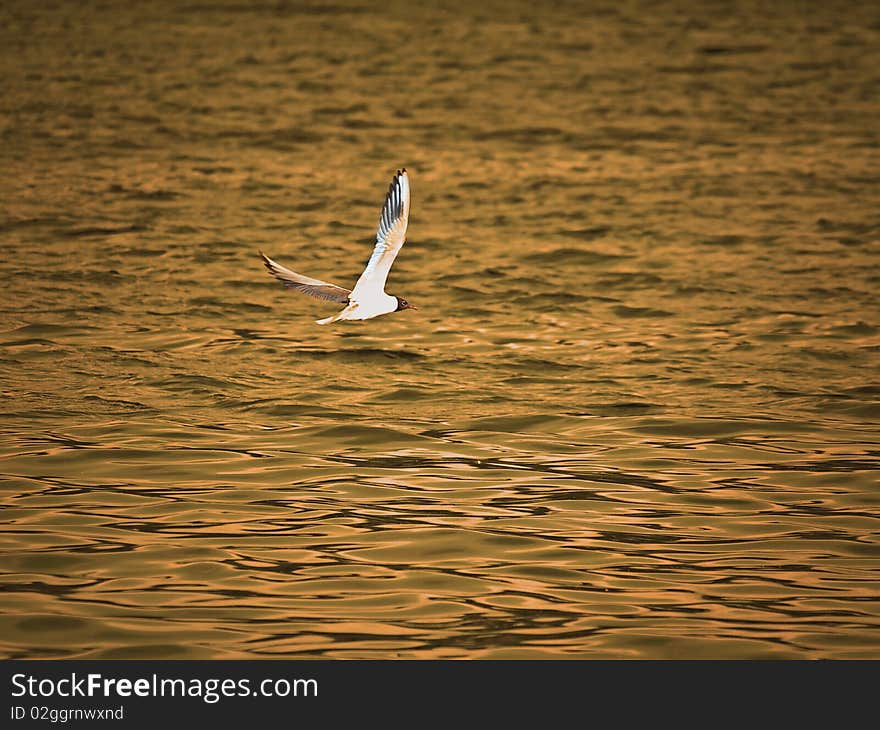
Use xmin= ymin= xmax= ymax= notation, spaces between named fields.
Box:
xmin=261 ymin=168 xmax=416 ymax=325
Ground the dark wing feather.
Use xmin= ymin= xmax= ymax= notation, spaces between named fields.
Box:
xmin=260 ymin=252 xmax=350 ymax=303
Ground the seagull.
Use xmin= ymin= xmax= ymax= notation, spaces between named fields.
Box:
xmin=261 ymin=168 xmax=416 ymax=325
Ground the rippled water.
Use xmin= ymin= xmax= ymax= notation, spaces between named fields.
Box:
xmin=1 ymin=0 xmax=879 ymax=659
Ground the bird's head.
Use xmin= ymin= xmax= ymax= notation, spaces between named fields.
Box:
xmin=394 ymin=296 xmax=418 ymax=312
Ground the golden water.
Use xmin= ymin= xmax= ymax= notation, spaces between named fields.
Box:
xmin=1 ymin=0 xmax=879 ymax=658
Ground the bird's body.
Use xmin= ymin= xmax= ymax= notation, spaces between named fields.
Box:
xmin=314 ymin=291 xmax=399 ymax=325
xmin=261 ymin=168 xmax=416 ymax=324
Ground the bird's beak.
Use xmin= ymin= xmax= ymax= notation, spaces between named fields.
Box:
xmin=407 ymin=303 xmax=418 ymax=310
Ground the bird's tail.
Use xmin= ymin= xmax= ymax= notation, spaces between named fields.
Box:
xmin=316 ymin=303 xmax=358 ymax=325
xmin=315 ymin=314 xmax=341 ymax=325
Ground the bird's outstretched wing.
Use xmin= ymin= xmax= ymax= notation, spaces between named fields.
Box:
xmin=260 ymin=252 xmax=350 ymax=303
xmin=350 ymin=168 xmax=410 ymax=301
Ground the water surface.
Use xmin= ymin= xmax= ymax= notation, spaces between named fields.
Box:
xmin=1 ymin=0 xmax=879 ymax=658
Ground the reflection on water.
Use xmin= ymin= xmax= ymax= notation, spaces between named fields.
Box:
xmin=1 ymin=0 xmax=878 ymax=658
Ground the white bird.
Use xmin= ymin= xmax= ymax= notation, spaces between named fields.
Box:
xmin=261 ymin=168 xmax=416 ymax=325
